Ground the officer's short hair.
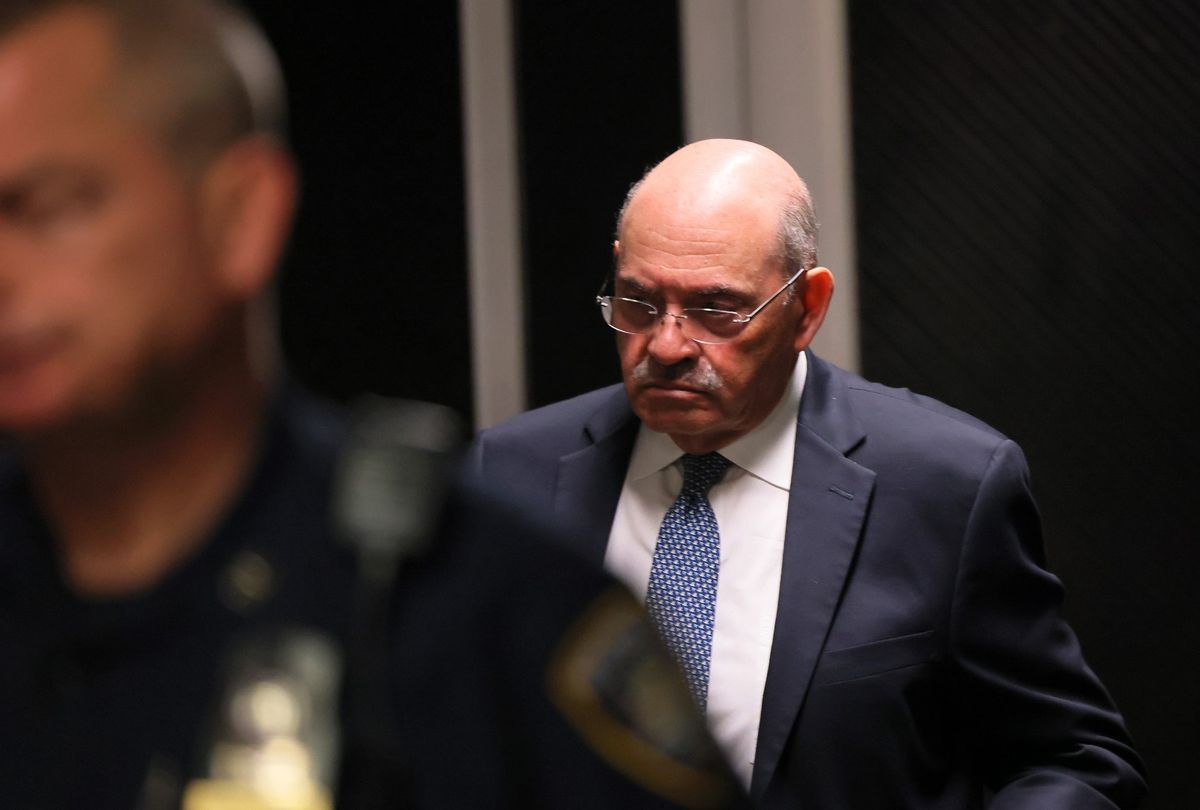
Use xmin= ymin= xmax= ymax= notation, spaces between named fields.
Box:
xmin=0 ymin=0 xmax=287 ymax=170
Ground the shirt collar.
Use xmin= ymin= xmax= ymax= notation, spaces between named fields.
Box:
xmin=626 ymin=353 xmax=807 ymax=491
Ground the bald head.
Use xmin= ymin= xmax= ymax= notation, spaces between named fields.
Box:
xmin=616 ymin=139 xmax=818 ymax=278
xmin=606 ymin=139 xmax=834 ymax=453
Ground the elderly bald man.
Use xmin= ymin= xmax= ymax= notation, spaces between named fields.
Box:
xmin=472 ymin=139 xmax=1146 ymax=809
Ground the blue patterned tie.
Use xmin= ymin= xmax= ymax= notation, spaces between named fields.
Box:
xmin=645 ymin=452 xmax=732 ymax=711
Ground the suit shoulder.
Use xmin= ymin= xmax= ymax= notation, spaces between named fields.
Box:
xmin=842 ymin=373 xmax=1009 ymax=447
xmin=816 ymin=362 xmax=1025 ymax=483
xmin=477 ymin=384 xmax=628 ymax=451
xmin=469 ymin=385 xmax=631 ymax=505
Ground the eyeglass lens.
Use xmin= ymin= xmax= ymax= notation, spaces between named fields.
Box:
xmin=603 ymin=298 xmax=743 ymax=343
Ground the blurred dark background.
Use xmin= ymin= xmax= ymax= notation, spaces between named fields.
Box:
xmin=248 ymin=3 xmax=473 ymax=416
xmin=851 ymin=4 xmax=1200 ymax=806
xmin=246 ymin=1 xmax=1197 ymax=806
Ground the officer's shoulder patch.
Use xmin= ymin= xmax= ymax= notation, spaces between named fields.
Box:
xmin=546 ymin=586 xmax=740 ymax=808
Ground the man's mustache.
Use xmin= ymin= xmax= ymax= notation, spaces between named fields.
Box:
xmin=631 ymin=357 xmax=724 ymax=391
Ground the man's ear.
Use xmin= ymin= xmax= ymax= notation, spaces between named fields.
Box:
xmin=793 ymin=266 xmax=834 ymax=352
xmin=613 ymin=239 xmax=620 ymax=258
xmin=198 ymin=137 xmax=298 ymax=299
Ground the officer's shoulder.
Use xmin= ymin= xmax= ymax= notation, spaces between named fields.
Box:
xmin=277 ymin=384 xmax=351 ymax=461
xmin=440 ymin=475 xmax=604 ymax=572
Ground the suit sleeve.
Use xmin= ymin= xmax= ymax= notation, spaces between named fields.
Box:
xmin=949 ymin=440 xmax=1147 ymax=809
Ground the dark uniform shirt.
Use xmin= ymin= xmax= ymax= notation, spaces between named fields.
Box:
xmin=0 ymin=390 xmax=357 ymax=809
xmin=0 ymin=391 xmax=745 ymax=810
xmin=368 ymin=484 xmax=745 ymax=810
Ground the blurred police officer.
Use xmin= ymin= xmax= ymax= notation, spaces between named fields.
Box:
xmin=0 ymin=1 xmax=356 ymax=806
xmin=0 ymin=3 xmax=742 ymax=808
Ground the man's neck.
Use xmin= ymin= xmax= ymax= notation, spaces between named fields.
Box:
xmin=22 ymin=363 xmax=273 ymax=598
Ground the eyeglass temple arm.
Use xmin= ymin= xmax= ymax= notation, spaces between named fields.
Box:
xmin=597 ymin=249 xmax=623 ymax=296
xmin=738 ymin=267 xmax=808 ymax=322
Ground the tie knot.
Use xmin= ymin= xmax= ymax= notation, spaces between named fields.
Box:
xmin=680 ymin=452 xmax=732 ymax=496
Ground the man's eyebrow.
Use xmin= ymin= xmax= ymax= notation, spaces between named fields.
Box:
xmin=613 ymin=276 xmax=751 ymax=301
xmin=0 ymin=164 xmax=109 ymax=218
xmin=614 ymin=275 xmax=654 ymax=296
xmin=0 ymin=164 xmax=86 ymax=199
xmin=690 ymin=283 xmax=742 ymax=298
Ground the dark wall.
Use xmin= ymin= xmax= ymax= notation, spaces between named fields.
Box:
xmin=246 ymin=2 xmax=473 ymax=419
xmin=514 ymin=0 xmax=683 ymax=407
xmin=248 ymin=1 xmax=683 ymax=417
xmin=850 ymin=2 xmax=1200 ymax=806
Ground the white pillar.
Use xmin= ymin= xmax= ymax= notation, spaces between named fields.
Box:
xmin=680 ymin=0 xmax=859 ymax=371
xmin=459 ymin=0 xmax=528 ymax=428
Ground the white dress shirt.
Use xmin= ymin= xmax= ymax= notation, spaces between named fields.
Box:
xmin=605 ymin=354 xmax=807 ymax=787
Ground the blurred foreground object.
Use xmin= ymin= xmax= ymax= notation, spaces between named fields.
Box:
xmin=0 ymin=0 xmax=352 ymax=804
xmin=184 ymin=630 xmax=341 ymax=810
xmin=0 ymin=1 xmax=744 ymax=806
xmin=332 ymin=399 xmax=746 ymax=809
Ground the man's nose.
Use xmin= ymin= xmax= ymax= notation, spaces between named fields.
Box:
xmin=646 ymin=311 xmax=699 ymax=365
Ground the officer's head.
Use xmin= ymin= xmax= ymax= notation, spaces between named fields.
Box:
xmin=0 ymin=0 xmax=296 ymax=435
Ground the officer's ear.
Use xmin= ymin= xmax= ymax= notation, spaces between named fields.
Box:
xmin=199 ymin=136 xmax=298 ymax=300
xmin=793 ymin=266 xmax=834 ymax=352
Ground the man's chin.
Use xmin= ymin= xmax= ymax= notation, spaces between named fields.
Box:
xmin=633 ymin=395 xmax=715 ymax=436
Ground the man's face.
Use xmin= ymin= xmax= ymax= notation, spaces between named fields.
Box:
xmin=0 ymin=10 xmax=230 ymax=434
xmin=615 ymin=199 xmax=806 ymax=454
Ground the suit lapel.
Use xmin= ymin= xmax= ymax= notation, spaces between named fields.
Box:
xmin=552 ymin=387 xmax=639 ymax=567
xmin=751 ymin=353 xmax=875 ymax=800
xmin=546 ymin=365 xmax=875 ymax=799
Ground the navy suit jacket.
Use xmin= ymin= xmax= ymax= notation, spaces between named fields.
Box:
xmin=470 ymin=352 xmax=1145 ymax=809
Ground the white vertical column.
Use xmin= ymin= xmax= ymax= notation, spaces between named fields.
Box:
xmin=680 ymin=2 xmax=749 ymax=140
xmin=459 ymin=0 xmax=527 ymax=428
xmin=680 ymin=0 xmax=859 ymax=372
